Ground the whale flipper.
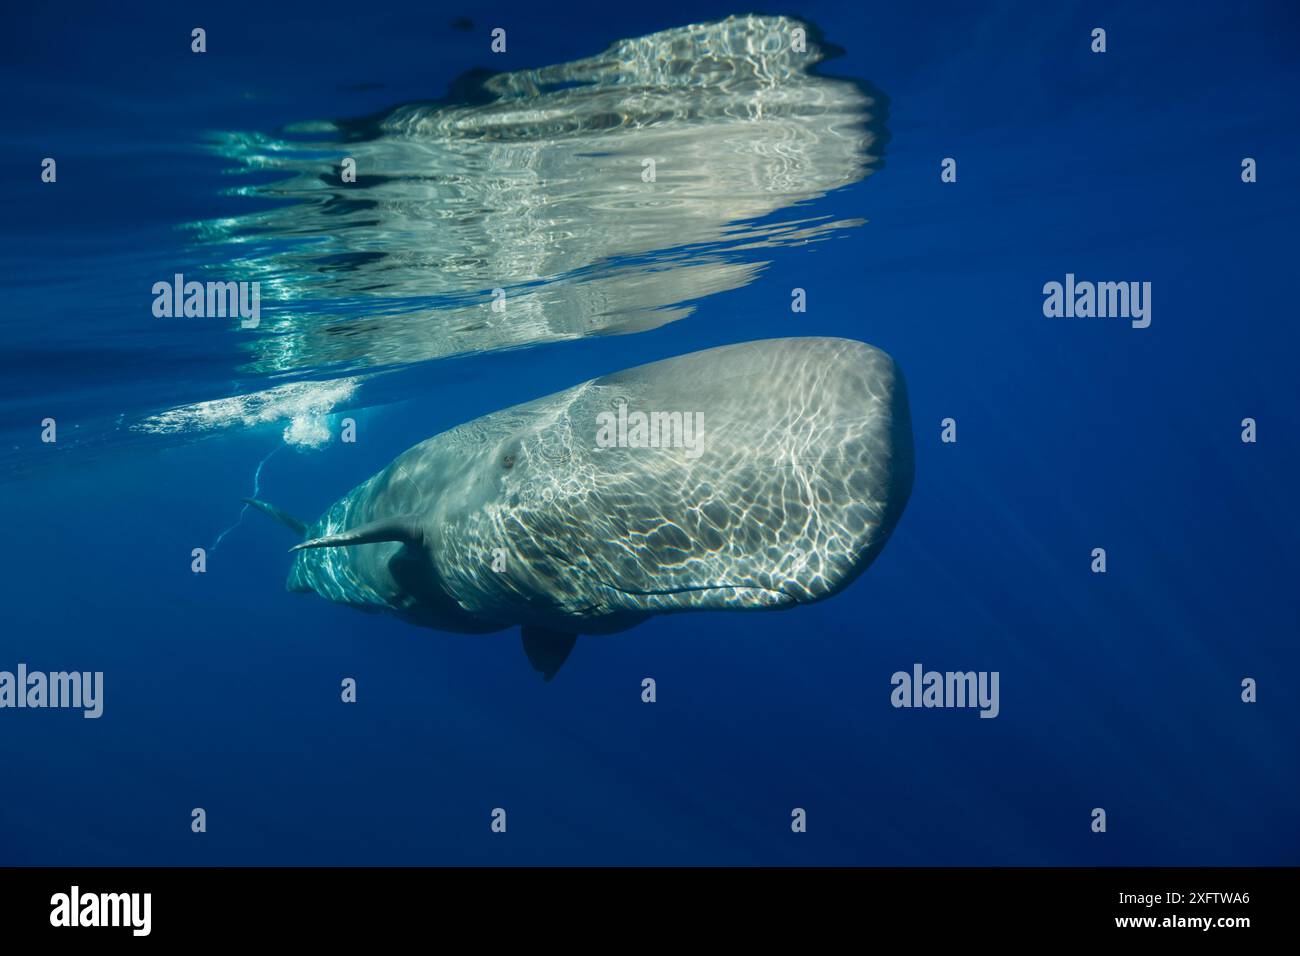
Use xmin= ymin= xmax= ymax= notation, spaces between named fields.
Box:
xmin=243 ymin=498 xmax=306 ymax=536
xmin=521 ymin=626 xmax=578 ymax=682
xmin=290 ymin=517 xmax=423 ymax=552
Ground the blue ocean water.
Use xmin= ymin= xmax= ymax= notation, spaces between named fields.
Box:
xmin=1 ymin=0 xmax=1297 ymax=865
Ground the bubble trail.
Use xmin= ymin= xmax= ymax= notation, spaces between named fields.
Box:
xmin=210 ymin=443 xmax=282 ymax=552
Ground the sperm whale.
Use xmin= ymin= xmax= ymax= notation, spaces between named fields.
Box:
xmin=248 ymin=337 xmax=913 ymax=679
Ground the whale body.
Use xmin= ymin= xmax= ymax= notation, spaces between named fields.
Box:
xmin=249 ymin=337 xmax=913 ymax=679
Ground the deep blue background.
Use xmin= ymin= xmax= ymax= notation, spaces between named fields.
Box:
xmin=1 ymin=1 xmax=1297 ymax=864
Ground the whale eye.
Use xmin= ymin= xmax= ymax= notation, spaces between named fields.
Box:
xmin=502 ymin=453 xmax=515 ymax=469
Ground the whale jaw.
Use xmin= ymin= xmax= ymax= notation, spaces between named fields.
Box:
xmin=290 ymin=516 xmax=423 ymax=552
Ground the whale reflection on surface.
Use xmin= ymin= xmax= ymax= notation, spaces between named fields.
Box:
xmin=191 ymin=14 xmax=886 ymax=382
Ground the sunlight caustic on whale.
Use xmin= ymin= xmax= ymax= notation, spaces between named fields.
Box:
xmin=246 ymin=338 xmax=913 ymax=680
